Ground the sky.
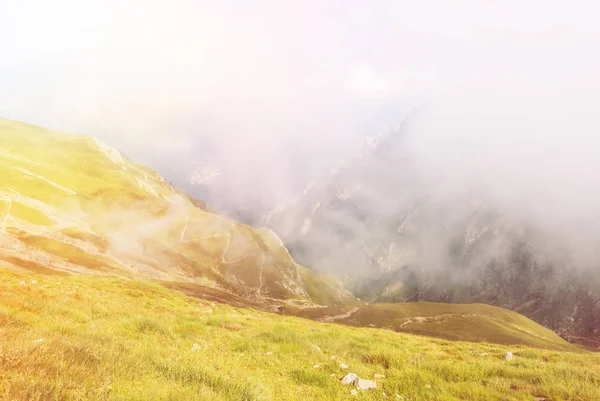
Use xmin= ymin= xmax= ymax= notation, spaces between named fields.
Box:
xmin=1 ymin=1 xmax=600 ymax=218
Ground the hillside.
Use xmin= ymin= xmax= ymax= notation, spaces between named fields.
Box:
xmin=0 ymin=117 xmax=588 ymax=351
xmin=294 ymin=303 xmax=576 ymax=352
xmin=1 ymin=117 xmax=598 ymax=400
xmin=2 ymin=267 xmax=599 ymax=401
xmin=263 ymin=122 xmax=600 ymax=347
xmin=0 ymin=117 xmax=352 ymax=308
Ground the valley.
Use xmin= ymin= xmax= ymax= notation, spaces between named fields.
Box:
xmin=0 ymin=118 xmax=598 ymax=400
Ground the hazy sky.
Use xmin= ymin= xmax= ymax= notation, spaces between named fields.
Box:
xmin=2 ymin=1 xmax=600 ymax=215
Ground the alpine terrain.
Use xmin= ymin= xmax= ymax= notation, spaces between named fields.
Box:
xmin=263 ymin=119 xmax=600 ymax=349
xmin=1 ymin=118 xmax=598 ymax=401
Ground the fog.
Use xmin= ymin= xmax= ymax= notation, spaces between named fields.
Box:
xmin=2 ymin=1 xmax=600 ymax=240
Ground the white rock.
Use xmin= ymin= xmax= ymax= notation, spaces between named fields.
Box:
xmin=396 ymin=395 xmax=404 ymax=399
xmin=330 ymin=355 xmax=337 ymax=360
xmin=374 ymin=374 xmax=386 ymax=379
xmin=355 ymin=378 xmax=377 ymax=390
xmin=31 ymin=280 xmax=37 ymax=284
xmin=266 ymin=352 xmax=273 ymax=356
xmin=191 ymin=343 xmax=201 ymax=352
xmin=32 ymin=338 xmax=44 ymax=343
xmin=341 ymin=373 xmax=359 ymax=385
xmin=313 ymin=364 xmax=320 ymax=369
xmin=350 ymin=389 xmax=358 ymax=396
xmin=340 ymin=363 xmax=349 ymax=369
xmin=19 ymin=281 xmax=26 ymax=286
xmin=505 ymin=352 xmax=514 ymax=360
xmin=312 ymin=345 xmax=322 ymax=353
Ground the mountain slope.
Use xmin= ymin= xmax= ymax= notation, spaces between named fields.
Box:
xmin=294 ymin=302 xmax=577 ymax=352
xmin=0 ymin=117 xmax=587 ymax=353
xmin=2 ymin=267 xmax=598 ymax=401
xmin=0 ymin=117 xmax=352 ymax=307
xmin=264 ymin=122 xmax=600 ymax=347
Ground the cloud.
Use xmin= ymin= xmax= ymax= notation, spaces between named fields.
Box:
xmin=1 ymin=0 xmax=599 ymax=220
xmin=346 ymin=62 xmax=402 ymax=98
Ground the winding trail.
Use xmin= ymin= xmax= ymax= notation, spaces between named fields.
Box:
xmin=317 ymin=307 xmax=360 ymax=323
xmin=9 ymin=166 xmax=76 ymax=195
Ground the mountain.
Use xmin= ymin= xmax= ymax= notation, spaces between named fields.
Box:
xmin=2 ymin=117 xmax=599 ymax=400
xmin=0 ymin=117 xmax=353 ymax=309
xmin=264 ymin=120 xmax=600 ymax=348
xmin=0 ymin=117 xmax=582 ymax=350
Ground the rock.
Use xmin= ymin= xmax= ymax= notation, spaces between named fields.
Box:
xmin=31 ymin=280 xmax=37 ymax=284
xmin=505 ymin=352 xmax=514 ymax=360
xmin=313 ymin=364 xmax=321 ymax=369
xmin=396 ymin=395 xmax=404 ymax=399
xmin=340 ymin=363 xmax=349 ymax=369
xmin=265 ymin=352 xmax=273 ymax=356
xmin=330 ymin=355 xmax=337 ymax=360
xmin=341 ymin=373 xmax=359 ymax=385
xmin=374 ymin=374 xmax=386 ymax=379
xmin=32 ymin=338 xmax=44 ymax=343
xmin=355 ymin=378 xmax=377 ymax=390
xmin=19 ymin=281 xmax=26 ymax=286
xmin=191 ymin=343 xmax=201 ymax=352
xmin=312 ymin=344 xmax=322 ymax=353
xmin=480 ymin=353 xmax=489 ymax=356
xmin=350 ymin=389 xmax=358 ymax=396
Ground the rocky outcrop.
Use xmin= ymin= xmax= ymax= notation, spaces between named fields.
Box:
xmin=263 ymin=121 xmax=600 ymax=346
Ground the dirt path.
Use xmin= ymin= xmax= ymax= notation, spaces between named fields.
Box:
xmin=317 ymin=307 xmax=360 ymax=323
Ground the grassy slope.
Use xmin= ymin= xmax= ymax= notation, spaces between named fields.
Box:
xmin=345 ymin=303 xmax=576 ymax=352
xmin=1 ymin=268 xmax=599 ymax=401
xmin=296 ymin=265 xmax=361 ymax=307
xmin=0 ymin=117 xmax=351 ymax=305
xmin=294 ymin=303 xmax=578 ymax=352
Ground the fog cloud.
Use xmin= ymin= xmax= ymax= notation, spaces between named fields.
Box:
xmin=1 ymin=0 xmax=599 ymax=225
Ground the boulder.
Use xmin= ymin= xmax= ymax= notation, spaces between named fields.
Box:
xmin=355 ymin=378 xmax=377 ymax=390
xmin=341 ymin=373 xmax=359 ymax=385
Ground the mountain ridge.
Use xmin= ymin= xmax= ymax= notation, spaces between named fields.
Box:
xmin=263 ymin=120 xmax=600 ymax=348
xmin=0 ymin=117 xmax=353 ymax=308
xmin=0 ymin=116 xmax=589 ymax=353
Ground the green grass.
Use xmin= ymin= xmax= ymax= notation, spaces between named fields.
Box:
xmin=293 ymin=302 xmax=578 ymax=352
xmin=297 ymin=265 xmax=359 ymax=306
xmin=0 ymin=117 xmax=348 ymax=303
xmin=1 ymin=267 xmax=599 ymax=401
xmin=345 ymin=303 xmax=577 ymax=351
